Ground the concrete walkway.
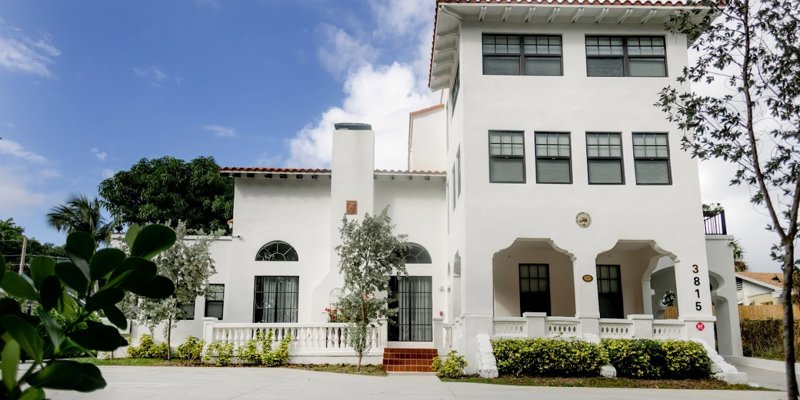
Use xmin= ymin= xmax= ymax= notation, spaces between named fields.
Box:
xmin=47 ymin=366 xmax=783 ymax=400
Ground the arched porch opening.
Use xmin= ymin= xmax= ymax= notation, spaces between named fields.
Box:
xmin=596 ymin=240 xmax=675 ymax=319
xmin=493 ymin=238 xmax=575 ymax=317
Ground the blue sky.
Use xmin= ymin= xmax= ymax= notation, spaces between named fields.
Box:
xmin=0 ymin=0 xmax=438 ymax=250
xmin=0 ymin=0 xmax=783 ymax=272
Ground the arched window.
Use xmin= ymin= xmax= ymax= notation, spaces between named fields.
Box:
xmin=403 ymin=243 xmax=432 ymax=264
xmin=255 ymin=241 xmax=298 ymax=261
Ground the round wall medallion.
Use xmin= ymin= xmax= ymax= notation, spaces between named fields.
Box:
xmin=576 ymin=212 xmax=591 ymax=228
xmin=582 ymin=274 xmax=594 ymax=283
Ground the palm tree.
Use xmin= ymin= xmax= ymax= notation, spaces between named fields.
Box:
xmin=730 ymin=239 xmax=748 ymax=272
xmin=47 ymin=194 xmax=113 ymax=246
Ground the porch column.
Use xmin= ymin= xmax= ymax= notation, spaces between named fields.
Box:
xmin=460 ymin=247 xmax=495 ymax=374
xmin=673 ymin=256 xmax=715 ymax=344
xmin=572 ymin=250 xmax=600 ymax=337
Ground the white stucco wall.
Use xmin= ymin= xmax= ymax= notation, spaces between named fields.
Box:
xmin=409 ymin=107 xmax=447 ymax=172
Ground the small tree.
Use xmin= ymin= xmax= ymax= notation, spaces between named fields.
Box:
xmin=658 ymin=0 xmax=799 ymax=397
xmin=336 ymin=207 xmax=407 ymax=369
xmin=125 ymin=222 xmax=217 ymax=359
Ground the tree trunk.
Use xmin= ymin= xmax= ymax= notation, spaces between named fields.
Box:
xmin=167 ymin=316 xmax=172 ymax=360
xmin=783 ymin=241 xmax=798 ymax=399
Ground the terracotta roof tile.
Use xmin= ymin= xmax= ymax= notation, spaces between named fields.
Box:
xmin=738 ymin=272 xmax=784 ymax=287
xmin=220 ymin=167 xmax=331 ymax=174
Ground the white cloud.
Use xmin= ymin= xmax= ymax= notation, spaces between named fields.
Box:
xmin=6 ymin=121 xmax=15 ymax=128
xmin=316 ymin=24 xmax=378 ymax=77
xmin=133 ymin=65 xmax=171 ymax=86
xmin=40 ymin=168 xmax=61 ymax=179
xmin=0 ymin=138 xmax=46 ymax=163
xmin=255 ymin=152 xmax=284 ymax=167
xmin=0 ymin=168 xmax=46 ymax=215
xmin=288 ymin=1 xmax=438 ymax=170
xmin=203 ymin=125 xmax=236 ymax=138
xmin=102 ymin=168 xmax=116 ymax=179
xmin=0 ymin=21 xmax=60 ymax=78
xmin=90 ymin=147 xmax=108 ymax=161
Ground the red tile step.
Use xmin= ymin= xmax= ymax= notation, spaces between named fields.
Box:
xmin=382 ymin=348 xmax=438 ymax=373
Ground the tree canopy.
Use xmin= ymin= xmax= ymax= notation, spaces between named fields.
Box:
xmin=336 ymin=207 xmax=407 ymax=369
xmin=46 ymin=194 xmax=113 ymax=247
xmin=658 ymin=0 xmax=799 ymax=396
xmin=0 ymin=219 xmax=65 ymax=270
xmin=98 ymin=156 xmax=233 ymax=233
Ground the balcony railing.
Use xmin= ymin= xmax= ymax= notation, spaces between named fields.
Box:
xmin=704 ymin=210 xmax=727 ymax=235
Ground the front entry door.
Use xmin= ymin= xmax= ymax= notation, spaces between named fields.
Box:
xmin=597 ymin=265 xmax=624 ymax=318
xmin=519 ymin=264 xmax=551 ymax=315
xmin=388 ymin=276 xmax=432 ymax=342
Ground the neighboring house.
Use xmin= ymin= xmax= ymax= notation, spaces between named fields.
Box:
xmin=736 ymin=272 xmax=783 ymax=305
xmin=129 ymin=0 xmax=745 ymax=371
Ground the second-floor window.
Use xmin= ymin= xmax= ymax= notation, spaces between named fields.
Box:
xmin=586 ymin=36 xmax=666 ymax=77
xmin=489 ymin=130 xmax=525 ymax=183
xmin=483 ymin=34 xmax=562 ymax=76
xmin=633 ymin=132 xmax=671 ymax=184
xmin=586 ymin=132 xmax=624 ymax=184
xmin=535 ymin=132 xmax=572 ymax=184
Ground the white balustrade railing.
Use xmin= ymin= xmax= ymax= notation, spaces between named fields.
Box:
xmin=493 ymin=317 xmax=526 ymax=337
xmin=652 ymin=320 xmax=686 ymax=340
xmin=442 ymin=323 xmax=454 ymax=351
xmin=545 ymin=317 xmax=581 ymax=338
xmin=599 ymin=319 xmax=634 ymax=339
xmin=203 ymin=319 xmax=385 ymax=355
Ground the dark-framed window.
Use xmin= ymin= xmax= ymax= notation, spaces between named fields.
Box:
xmin=534 ymin=132 xmax=572 ymax=184
xmin=451 ymin=164 xmax=457 ymax=210
xmin=451 ymin=68 xmax=460 ymax=108
xmin=177 ymin=299 xmax=195 ymax=320
xmin=632 ymin=132 xmax=671 ymax=184
xmin=596 ymin=265 xmax=623 ymax=319
xmin=483 ymin=34 xmax=562 ymax=76
xmin=255 ymin=241 xmax=298 ymax=261
xmin=403 ymin=243 xmax=432 ymax=264
xmin=253 ymin=276 xmax=299 ymax=323
xmin=586 ymin=36 xmax=666 ymax=77
xmin=519 ymin=264 xmax=550 ymax=315
xmin=489 ymin=130 xmax=525 ymax=183
xmin=205 ymin=284 xmax=224 ymax=320
xmin=586 ymin=132 xmax=624 ymax=184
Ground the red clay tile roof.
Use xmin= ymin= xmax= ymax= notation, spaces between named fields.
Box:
xmin=220 ymin=167 xmax=331 ymax=174
xmin=375 ymin=169 xmax=446 ymax=175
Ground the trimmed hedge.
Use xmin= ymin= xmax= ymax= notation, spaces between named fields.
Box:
xmin=492 ymin=338 xmax=608 ymax=377
xmin=492 ymin=338 xmax=711 ymax=379
xmin=602 ymin=339 xmax=710 ymax=379
xmin=128 ymin=334 xmax=169 ymax=359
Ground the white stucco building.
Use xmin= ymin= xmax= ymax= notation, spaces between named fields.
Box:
xmin=136 ymin=0 xmax=744 ymax=373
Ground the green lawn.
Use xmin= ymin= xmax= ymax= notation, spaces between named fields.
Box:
xmin=72 ymin=358 xmax=386 ymax=376
xmin=443 ymin=376 xmax=771 ymax=391
xmin=286 ymin=364 xmax=387 ymax=376
xmin=72 ymin=358 xmax=195 ymax=367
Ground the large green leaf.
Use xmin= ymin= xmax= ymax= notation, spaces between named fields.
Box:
xmin=65 ymin=232 xmax=95 ymax=279
xmin=37 ymin=309 xmax=65 ymax=354
xmin=26 ymin=361 xmax=106 ymax=392
xmin=102 ymin=305 xmax=127 ymax=330
xmin=130 ymin=224 xmax=176 ymax=260
xmin=55 ymin=262 xmax=89 ymax=294
xmin=89 ymin=248 xmax=125 ymax=281
xmin=1 ymin=336 xmax=19 ymax=390
xmin=0 ymin=298 xmax=22 ymax=318
xmin=68 ymin=323 xmax=127 ymax=351
xmin=85 ymin=288 xmax=124 ymax=312
xmin=0 ymin=315 xmax=43 ymax=362
xmin=124 ymin=224 xmax=140 ymax=249
xmin=106 ymin=257 xmax=156 ymax=290
xmin=18 ymin=387 xmax=45 ymax=400
xmin=39 ymin=276 xmax=62 ymax=312
xmin=0 ymin=272 xmax=38 ymax=301
xmin=29 ymin=256 xmax=56 ymax=289
xmin=130 ymin=275 xmax=175 ymax=299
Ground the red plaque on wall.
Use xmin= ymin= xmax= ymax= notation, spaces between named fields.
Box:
xmin=346 ymin=200 xmax=357 ymax=215
xmin=696 ymin=322 xmax=705 ymax=332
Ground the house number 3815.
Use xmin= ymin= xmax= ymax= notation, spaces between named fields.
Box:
xmin=692 ymin=264 xmax=702 ymax=311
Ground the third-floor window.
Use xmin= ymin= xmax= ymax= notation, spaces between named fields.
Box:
xmin=586 ymin=36 xmax=666 ymax=77
xmin=483 ymin=34 xmax=562 ymax=76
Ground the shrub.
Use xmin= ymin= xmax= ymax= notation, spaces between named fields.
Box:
xmin=262 ymin=334 xmax=292 ymax=367
xmin=128 ymin=334 xmax=169 ymax=359
xmin=740 ymin=319 xmax=800 ymax=361
xmin=602 ymin=339 xmax=710 ymax=379
xmin=492 ymin=338 xmax=608 ymax=377
xmin=661 ymin=340 xmax=711 ymax=379
xmin=204 ymin=341 xmax=234 ymax=366
xmin=177 ymin=336 xmax=204 ymax=362
xmin=431 ymin=350 xmax=467 ymax=378
xmin=236 ymin=337 xmax=261 ymax=364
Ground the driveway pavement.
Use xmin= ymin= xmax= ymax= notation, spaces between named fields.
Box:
xmin=48 ymin=366 xmax=783 ymax=400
